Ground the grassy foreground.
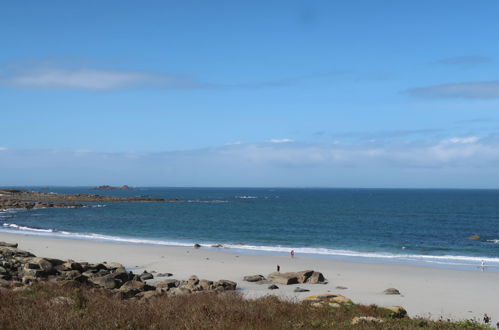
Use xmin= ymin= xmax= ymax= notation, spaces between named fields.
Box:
xmin=0 ymin=283 xmax=491 ymax=329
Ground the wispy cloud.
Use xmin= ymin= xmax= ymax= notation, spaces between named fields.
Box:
xmin=406 ymin=81 xmax=499 ymax=99
xmin=0 ymin=57 xmax=348 ymax=91
xmin=0 ymin=146 xmax=8 ymax=151
xmin=0 ymin=67 xmax=202 ymax=91
xmin=433 ymin=55 xmax=494 ymax=68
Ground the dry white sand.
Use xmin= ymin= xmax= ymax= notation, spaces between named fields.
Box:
xmin=1 ymin=232 xmax=498 ymax=323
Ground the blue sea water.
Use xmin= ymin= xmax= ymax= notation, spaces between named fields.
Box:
xmin=1 ymin=187 xmax=499 ymax=271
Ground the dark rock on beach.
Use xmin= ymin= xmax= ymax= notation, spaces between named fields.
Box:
xmin=243 ymin=274 xmax=266 ymax=282
xmin=157 ymin=272 xmax=172 ymax=277
xmin=384 ymin=288 xmax=401 ymax=295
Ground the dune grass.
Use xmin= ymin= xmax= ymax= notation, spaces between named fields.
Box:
xmin=0 ymin=283 xmax=491 ymax=329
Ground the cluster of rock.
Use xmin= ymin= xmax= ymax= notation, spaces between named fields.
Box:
xmin=0 ymin=189 xmax=181 ymax=211
xmin=0 ymin=243 xmax=236 ymax=300
xmin=267 ymin=270 xmax=326 ymax=285
xmin=243 ymin=270 xmax=326 ymax=290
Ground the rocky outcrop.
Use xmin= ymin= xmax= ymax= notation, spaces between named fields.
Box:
xmin=0 ymin=242 xmax=237 ymax=300
xmin=0 ymin=189 xmax=181 ymax=211
xmin=267 ymin=270 xmax=326 ymax=285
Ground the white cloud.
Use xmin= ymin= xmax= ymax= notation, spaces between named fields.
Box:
xmin=0 ymin=146 xmax=8 ymax=151
xmin=3 ymin=137 xmax=499 ymax=187
xmin=269 ymin=138 xmax=294 ymax=143
xmin=444 ymin=136 xmax=478 ymax=144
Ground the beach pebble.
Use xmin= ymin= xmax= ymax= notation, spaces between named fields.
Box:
xmin=294 ymin=287 xmax=310 ymax=292
xmin=268 ymin=284 xmax=279 ymax=290
xmin=335 ymin=286 xmax=348 ymax=290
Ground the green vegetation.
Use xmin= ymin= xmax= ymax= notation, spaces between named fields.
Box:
xmin=0 ymin=283 xmax=491 ymax=329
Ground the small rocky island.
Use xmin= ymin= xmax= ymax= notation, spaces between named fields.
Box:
xmin=0 ymin=188 xmax=180 ymax=211
xmin=94 ymin=185 xmax=134 ymax=190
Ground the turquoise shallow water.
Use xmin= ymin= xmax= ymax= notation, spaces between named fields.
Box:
xmin=1 ymin=187 xmax=499 ymax=271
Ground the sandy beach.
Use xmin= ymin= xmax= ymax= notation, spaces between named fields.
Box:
xmin=1 ymin=231 xmax=498 ymax=323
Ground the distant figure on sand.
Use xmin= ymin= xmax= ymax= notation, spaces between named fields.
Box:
xmin=277 ymin=265 xmax=280 ymax=272
xmin=480 ymin=260 xmax=486 ymax=272
xmin=290 ymin=250 xmax=295 ymax=258
xmin=483 ymin=313 xmax=490 ymax=325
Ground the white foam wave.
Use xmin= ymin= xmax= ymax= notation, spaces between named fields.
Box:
xmin=487 ymin=239 xmax=499 ymax=244
xmin=2 ymin=221 xmax=499 ymax=266
xmin=3 ymin=223 xmax=56 ymax=233
xmin=236 ymin=196 xmax=257 ymax=199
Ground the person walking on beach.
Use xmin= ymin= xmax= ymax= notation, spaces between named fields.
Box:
xmin=480 ymin=260 xmax=486 ymax=272
xmin=290 ymin=250 xmax=295 ymax=258
xmin=277 ymin=265 xmax=280 ymax=272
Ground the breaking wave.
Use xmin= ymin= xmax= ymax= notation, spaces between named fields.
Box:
xmin=2 ymin=221 xmax=499 ymax=269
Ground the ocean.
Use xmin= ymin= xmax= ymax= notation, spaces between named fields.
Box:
xmin=1 ymin=187 xmax=499 ymax=271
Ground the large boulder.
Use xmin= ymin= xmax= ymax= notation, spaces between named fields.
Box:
xmin=30 ymin=258 xmax=55 ymax=275
xmin=199 ymin=279 xmax=214 ymax=291
xmin=268 ymin=270 xmax=326 ymax=285
xmin=0 ymin=247 xmax=35 ymax=258
xmin=267 ymin=272 xmax=299 ymax=285
xmin=384 ymin=288 xmax=400 ymax=295
xmin=89 ymin=276 xmax=121 ymax=290
xmin=383 ymin=306 xmax=408 ymax=318
xmin=243 ymin=274 xmax=266 ymax=282
xmin=139 ymin=271 xmax=153 ymax=281
xmin=305 ymin=271 xmax=325 ymax=284
xmin=0 ymin=242 xmax=18 ymax=248
xmin=118 ymin=280 xmax=154 ymax=299
xmin=155 ymin=279 xmax=180 ymax=290
xmin=213 ymin=280 xmax=237 ymax=291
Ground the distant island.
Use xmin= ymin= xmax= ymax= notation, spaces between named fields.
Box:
xmin=94 ymin=185 xmax=134 ymax=190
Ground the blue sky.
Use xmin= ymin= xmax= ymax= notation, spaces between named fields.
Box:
xmin=1 ymin=0 xmax=499 ymax=187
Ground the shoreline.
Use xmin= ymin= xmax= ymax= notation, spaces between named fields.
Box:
xmin=1 ymin=224 xmax=498 ymax=274
xmin=1 ymin=231 xmax=498 ymax=323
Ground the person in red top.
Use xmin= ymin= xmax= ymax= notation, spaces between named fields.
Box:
xmin=290 ymin=250 xmax=295 ymax=258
